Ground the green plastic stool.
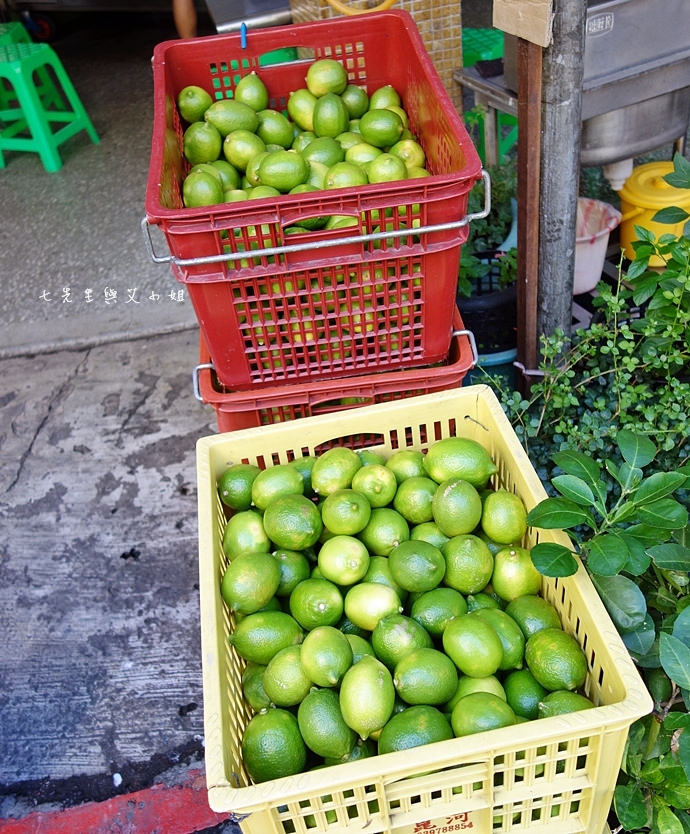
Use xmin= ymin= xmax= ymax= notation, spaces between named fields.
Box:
xmin=0 ymin=21 xmax=32 ymax=46
xmin=0 ymin=42 xmax=99 ymax=172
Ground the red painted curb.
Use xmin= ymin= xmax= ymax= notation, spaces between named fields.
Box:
xmin=0 ymin=767 xmax=230 ymax=834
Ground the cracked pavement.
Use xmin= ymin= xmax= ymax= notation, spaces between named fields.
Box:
xmin=0 ymin=329 xmax=236 ymax=824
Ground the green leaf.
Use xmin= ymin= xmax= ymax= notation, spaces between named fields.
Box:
xmin=586 ymin=532 xmax=630 ymax=576
xmin=592 ymin=574 xmax=647 ymax=633
xmin=663 ymin=713 xmax=690 ymax=730
xmin=620 ymin=533 xmax=652 ymax=575
xmin=655 ymin=804 xmax=685 ymax=834
xmin=649 ymin=543 xmax=690 ymax=572
xmin=619 ymin=462 xmax=644 ymax=491
xmin=551 ymin=474 xmax=596 ymax=506
xmin=635 ymin=472 xmax=688 ymax=505
xmin=525 ymin=497 xmax=595 ymax=530
xmin=530 ymin=542 xmax=579 ymax=577
xmin=551 ymin=449 xmax=602 ymax=485
xmin=665 ymin=151 xmax=690 ymax=187
xmin=659 ymin=633 xmax=690 ymax=690
xmin=672 ymin=607 xmax=690 ymax=645
xmin=617 ymin=429 xmax=657 ymax=468
xmin=653 ymin=205 xmax=689 ymax=224
xmin=679 ymin=727 xmax=690 ymax=783
xmin=621 ymin=614 xmax=656 ymax=657
xmin=626 ymin=523 xmax=674 ymax=546
xmin=638 ymin=498 xmax=689 ymax=530
xmin=614 ymin=782 xmax=649 ymax=830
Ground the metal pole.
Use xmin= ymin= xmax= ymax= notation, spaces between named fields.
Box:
xmin=537 ymin=0 xmax=586 ymax=340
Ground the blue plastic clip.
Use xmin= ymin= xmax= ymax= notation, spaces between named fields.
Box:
xmin=240 ymin=22 xmax=247 ymax=49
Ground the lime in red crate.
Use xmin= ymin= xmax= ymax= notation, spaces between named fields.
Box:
xmin=143 ymin=10 xmax=485 ymax=390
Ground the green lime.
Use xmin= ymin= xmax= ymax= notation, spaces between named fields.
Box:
xmin=504 ymin=594 xmax=562 ymax=638
xmin=346 ymin=633 xmax=376 ymax=664
xmin=525 ymin=628 xmax=588 ymax=692
xmin=300 ymin=625 xmax=353 ymax=687
xmin=242 ymin=708 xmax=306 ymax=783
xmin=287 ymin=87 xmax=317 ymax=132
xmin=299 ymin=687 xmax=357 ymax=759
xmin=410 ymin=522 xmax=450 ymax=549
xmin=442 ymin=534 xmax=494 ymax=594
xmin=244 ymin=149 xmax=269 ymax=187
xmin=389 ymin=138 xmax=426 ymax=171
xmin=335 ymin=130 xmax=363 ymax=150
xmin=385 ymin=449 xmax=425 ymax=483
xmin=292 ymin=130 xmax=315 ymax=154
xmin=324 ymin=737 xmax=376 ymax=765
xmin=371 ymin=612 xmax=432 ymax=669
xmin=362 ymin=555 xmax=408 ymax=602
xmin=177 ymin=84 xmax=213 ymax=123
xmin=324 ymin=161 xmax=368 ymax=189
xmin=359 ymin=108 xmax=404 ymax=149
xmin=392 ymin=476 xmax=437 ymax=525
xmin=369 ymin=84 xmax=401 ymax=109
xmin=306 ymin=58 xmax=348 ymax=97
xmin=351 ymin=463 xmax=398 ymax=508
xmin=317 ymin=535 xmax=370 ymax=586
xmin=223 ymin=129 xmax=266 ymax=171
xmin=339 ymin=654 xmax=395 ymax=740
xmin=442 ymin=613 xmax=504 ymax=678
xmin=410 ymin=587 xmax=467 ymax=638
xmin=222 ymin=509 xmax=270 ymax=560
xmin=289 ymin=455 xmax=318 ymax=497
xmin=272 ymin=549 xmax=312 ymax=597
xmin=256 ymin=109 xmax=294 ymax=148
xmin=256 ymin=149 xmax=308 ymax=193
xmin=341 ymin=84 xmax=369 ymax=118
xmin=220 ymin=551 xmax=280 ymax=614
xmin=229 ymin=610 xmax=304 ymax=665
xmin=262 ymin=644 xmax=312 ymax=706
xmin=388 ymin=540 xmax=445 ymax=593
xmin=234 ymin=71 xmax=269 ymax=112
xmin=432 ymin=478 xmax=483 ymax=537
xmin=471 ymin=607 xmax=525 ymax=671
xmin=366 ymin=153 xmax=408 ymax=184
xmin=393 ymin=647 xmax=458 ymax=705
xmin=503 ymin=669 xmax=547 ymax=720
xmin=182 ymin=170 xmax=223 ymax=207
xmin=241 ymin=662 xmax=271 ymax=711
xmin=491 ymin=547 xmax=542 ymax=602
xmin=311 ymin=447 xmax=362 ymax=496
xmin=358 ymin=449 xmax=386 ymax=466
xmin=262 ymin=494 xmax=323 ymax=551
xmin=481 ymin=490 xmax=528 ymax=545
xmin=423 ymin=437 xmax=498 ymax=488
xmin=321 ymin=489 xmax=372 ymax=536
xmin=538 ymin=690 xmax=595 ymax=718
xmin=466 ymin=591 xmax=502 ymax=612
xmin=450 ymin=691 xmax=516 ymax=737
xmin=205 ymin=98 xmax=259 ymax=136
xmin=443 ymin=675 xmax=506 ymax=714
xmin=217 ymin=462 xmax=260 ymax=511
xmin=289 ymin=577 xmax=343 ymax=630
xmin=378 ymin=705 xmax=452 ymax=755
xmin=344 ymin=582 xmax=402 ymax=632
xmin=251 ymin=464 xmax=304 ymax=510
xmin=313 ymin=92 xmax=350 ymax=138
xmin=358 ymin=508 xmax=410 ymax=556
xmin=210 ymin=159 xmax=241 ymax=190
xmin=345 ymin=141 xmax=382 ymax=167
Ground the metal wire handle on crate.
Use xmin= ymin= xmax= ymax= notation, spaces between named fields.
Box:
xmin=142 ymin=170 xmax=491 ymax=269
xmin=192 ymin=329 xmax=478 ymax=401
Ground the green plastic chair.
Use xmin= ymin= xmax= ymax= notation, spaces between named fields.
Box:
xmin=0 ymin=41 xmax=99 ymax=171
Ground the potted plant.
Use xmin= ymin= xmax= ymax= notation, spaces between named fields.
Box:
xmin=457 ymin=159 xmax=519 ymax=380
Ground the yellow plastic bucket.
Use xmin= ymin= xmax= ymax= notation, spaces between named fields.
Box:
xmin=619 ymin=160 xmax=690 ymax=266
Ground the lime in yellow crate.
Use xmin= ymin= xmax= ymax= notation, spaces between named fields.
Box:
xmin=196 ymin=385 xmax=652 ymax=834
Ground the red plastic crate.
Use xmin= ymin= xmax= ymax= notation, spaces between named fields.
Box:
xmin=194 ymin=309 xmax=477 ymax=432
xmin=144 ymin=10 xmax=483 ymax=389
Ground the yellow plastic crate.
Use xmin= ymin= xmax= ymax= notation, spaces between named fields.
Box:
xmin=196 ymin=385 xmax=652 ymax=834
